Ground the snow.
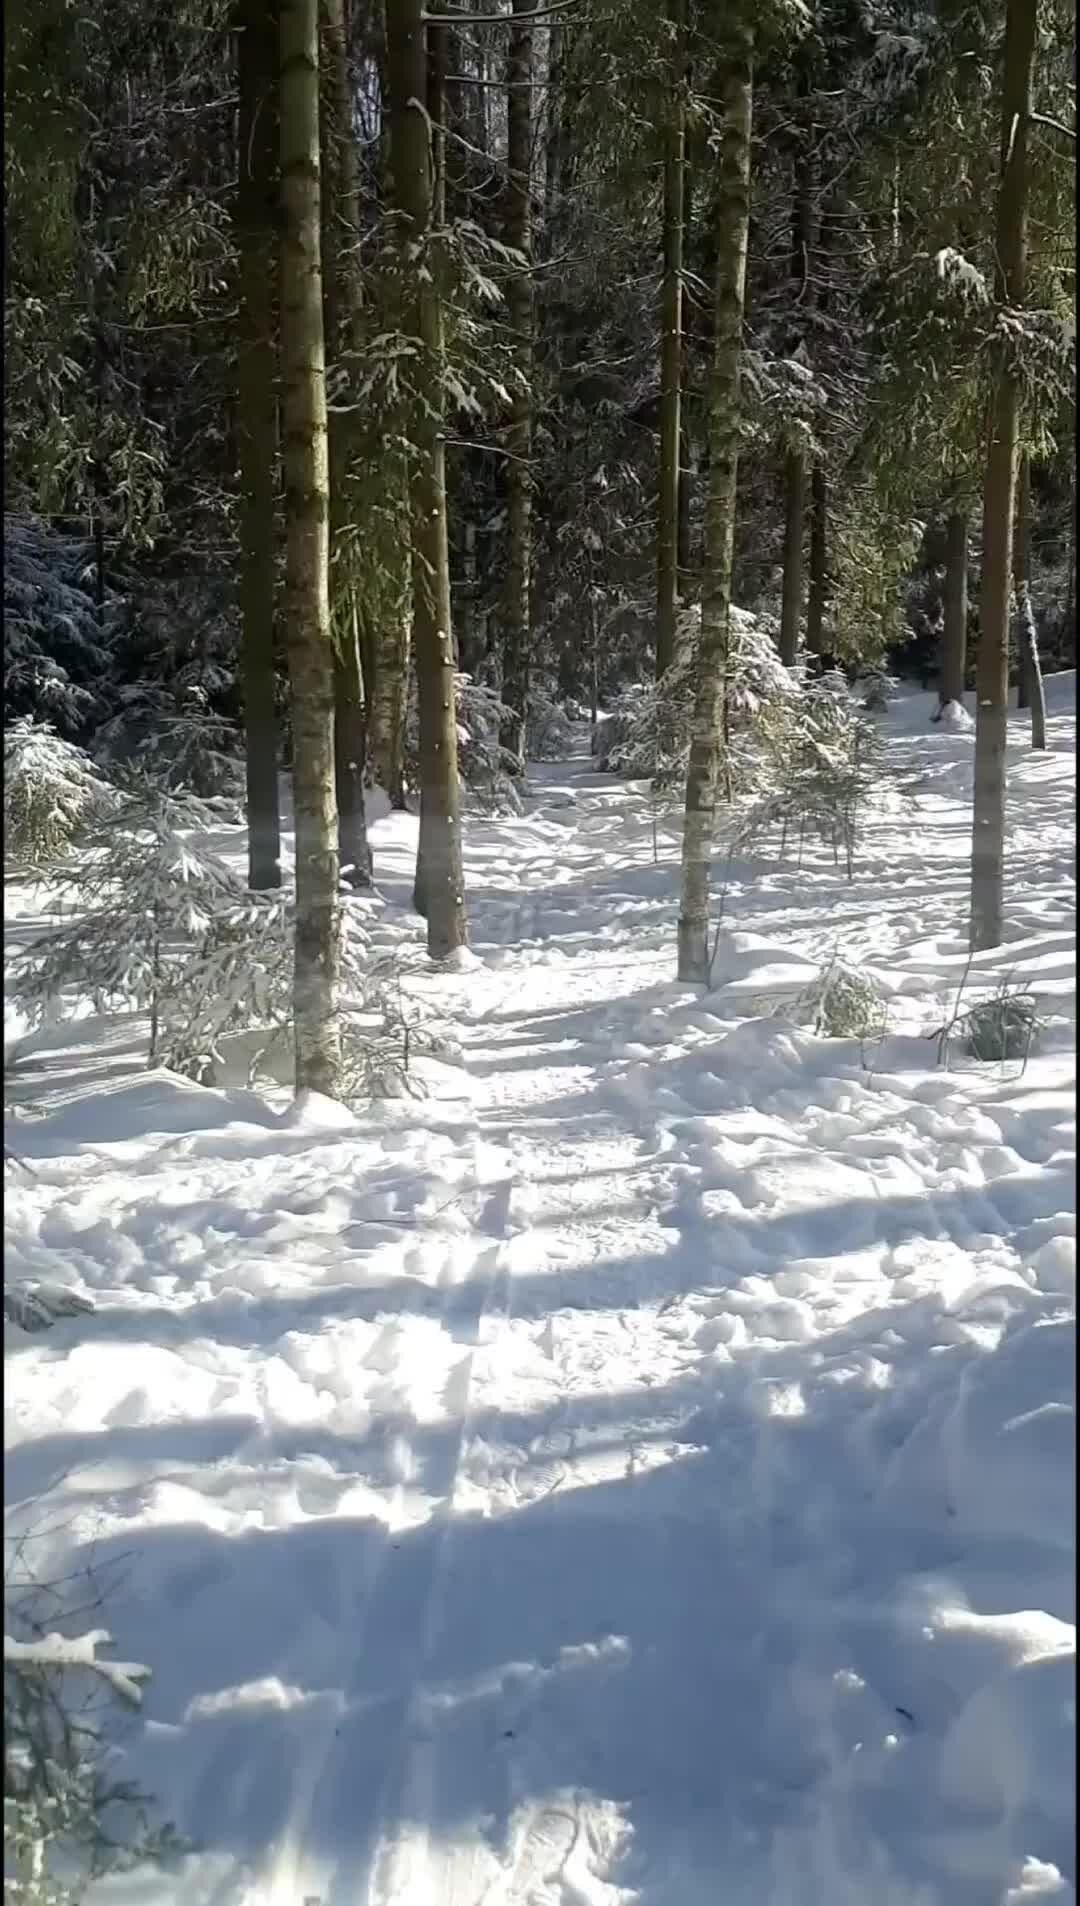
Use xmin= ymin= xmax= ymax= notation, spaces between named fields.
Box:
xmin=4 ymin=680 xmax=1075 ymax=1906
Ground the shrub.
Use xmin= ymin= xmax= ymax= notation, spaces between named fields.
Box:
xmin=4 ymin=721 xmax=116 ymax=874
xmin=792 ymin=958 xmax=887 ymax=1039
xmin=405 ymin=673 xmax=523 ymax=814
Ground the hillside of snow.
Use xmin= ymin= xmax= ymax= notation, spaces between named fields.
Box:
xmin=4 ymin=678 xmax=1075 ymax=1906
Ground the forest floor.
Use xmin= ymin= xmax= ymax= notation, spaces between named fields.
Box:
xmin=4 ymin=679 xmax=1076 ymax=1906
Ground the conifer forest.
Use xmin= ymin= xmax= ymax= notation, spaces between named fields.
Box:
xmin=4 ymin=1 xmax=1076 ymax=1902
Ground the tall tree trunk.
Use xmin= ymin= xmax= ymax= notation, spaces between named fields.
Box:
xmin=1013 ymin=450 xmax=1031 ymax=708
xmin=387 ymin=0 xmax=468 ymax=957
xmin=940 ymin=507 xmax=969 ymax=707
xmin=778 ymin=131 xmax=813 ymax=669
xmin=237 ymin=0 xmax=282 ymax=890
xmin=805 ymin=460 xmax=828 ymax=658
xmin=677 ymin=33 xmax=752 ymax=984
xmin=655 ymin=0 xmax=686 ymax=681
xmin=498 ymin=0 xmax=534 ymax=766
xmin=320 ymin=0 xmax=372 ymax=889
xmin=779 ymin=450 xmax=807 ymax=667
xmin=1012 ymin=454 xmax=1047 ymax=748
xmin=279 ymin=0 xmax=341 ymax=1092
xmin=970 ymin=0 xmax=1036 ymax=953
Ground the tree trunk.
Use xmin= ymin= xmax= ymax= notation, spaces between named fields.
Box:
xmin=677 ymin=32 xmax=752 ymax=984
xmin=1013 ymin=450 xmax=1031 ymax=707
xmin=1014 ymin=582 xmax=1047 ymax=749
xmin=1012 ymin=455 xmax=1047 ymax=749
xmin=387 ymin=0 xmax=468 ymax=957
xmin=805 ymin=460 xmax=828 ymax=658
xmin=236 ymin=0 xmax=282 ymax=890
xmin=940 ymin=507 xmax=968 ymax=707
xmin=279 ymin=0 xmax=341 ymax=1092
xmin=778 ymin=130 xmax=813 ymax=669
xmin=655 ymin=0 xmax=686 ymax=681
xmin=320 ymin=0 xmax=372 ymax=889
xmin=498 ymin=0 xmax=534 ymax=766
xmin=779 ymin=449 xmax=807 ymax=667
xmin=970 ymin=0 xmax=1036 ymax=953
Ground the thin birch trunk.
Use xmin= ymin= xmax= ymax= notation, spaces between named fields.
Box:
xmin=970 ymin=0 xmax=1036 ymax=952
xmin=237 ymin=0 xmax=283 ymax=889
xmin=655 ymin=0 xmax=686 ymax=681
xmin=280 ymin=0 xmax=341 ymax=1092
xmin=677 ymin=32 xmax=752 ymax=984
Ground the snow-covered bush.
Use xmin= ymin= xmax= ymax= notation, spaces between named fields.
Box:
xmin=791 ymin=958 xmax=887 ymax=1039
xmin=4 ymin=721 xmax=116 ymax=873
xmin=595 ymin=607 xmax=800 ymax=795
xmin=95 ymin=682 xmax=245 ymax=811
xmin=3 ymin=518 xmax=113 ymax=738
xmin=964 ymin=991 xmax=1041 ymax=1063
xmin=856 ymin=663 xmax=897 ymax=711
xmin=526 ymin=688 xmax=575 ymax=761
xmin=752 ymin=671 xmax=887 ymax=877
xmin=405 ymin=673 xmax=523 ymax=814
xmin=8 ymin=784 xmax=244 ymax=1062
xmin=161 ymin=889 xmax=378 ymax=1088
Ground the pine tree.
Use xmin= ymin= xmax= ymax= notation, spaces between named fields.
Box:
xmin=655 ymin=0 xmax=686 ymax=681
xmin=236 ymin=0 xmax=283 ymax=892
xmin=386 ymin=0 xmax=468 ymax=958
xmin=498 ymin=0 xmax=536 ymax=765
xmin=279 ymin=0 xmax=342 ymax=1090
xmin=677 ymin=24 xmax=753 ymax=984
xmin=970 ymin=0 xmax=1038 ymax=952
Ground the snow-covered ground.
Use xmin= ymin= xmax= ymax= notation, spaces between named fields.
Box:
xmin=4 ymin=680 xmax=1075 ymax=1906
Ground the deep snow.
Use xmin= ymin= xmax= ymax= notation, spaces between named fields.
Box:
xmin=4 ymin=680 xmax=1076 ymax=1906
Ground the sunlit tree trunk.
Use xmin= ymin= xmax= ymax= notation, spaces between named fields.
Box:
xmin=237 ymin=0 xmax=282 ymax=889
xmin=805 ymin=461 xmax=828 ymax=659
xmin=280 ymin=0 xmax=341 ymax=1089
xmin=1012 ymin=454 xmax=1047 ymax=748
xmin=498 ymin=0 xmax=535 ymax=766
xmin=940 ymin=508 xmax=969 ymax=707
xmin=677 ymin=32 xmax=752 ymax=984
xmin=320 ymin=0 xmax=372 ymax=888
xmin=778 ymin=131 xmax=813 ymax=669
xmin=655 ymin=0 xmax=685 ymax=681
xmin=970 ymin=0 xmax=1036 ymax=952
xmin=387 ymin=0 xmax=468 ymax=956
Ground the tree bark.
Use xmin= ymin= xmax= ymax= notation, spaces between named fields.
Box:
xmin=320 ymin=0 xmax=372 ymax=888
xmin=237 ymin=0 xmax=282 ymax=890
xmin=655 ymin=0 xmax=686 ymax=681
xmin=387 ymin=0 xmax=468 ymax=957
xmin=940 ymin=507 xmax=969 ymax=707
xmin=498 ymin=0 xmax=535 ymax=766
xmin=779 ymin=449 xmax=807 ymax=667
xmin=1012 ymin=454 xmax=1047 ymax=748
xmin=1013 ymin=450 xmax=1031 ymax=707
xmin=970 ymin=0 xmax=1036 ymax=953
xmin=677 ymin=32 xmax=752 ymax=984
xmin=778 ymin=128 xmax=813 ymax=669
xmin=805 ymin=460 xmax=828 ymax=658
xmin=280 ymin=0 xmax=341 ymax=1092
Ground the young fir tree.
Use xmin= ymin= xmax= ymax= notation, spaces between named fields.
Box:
xmin=279 ymin=0 xmax=342 ymax=1090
